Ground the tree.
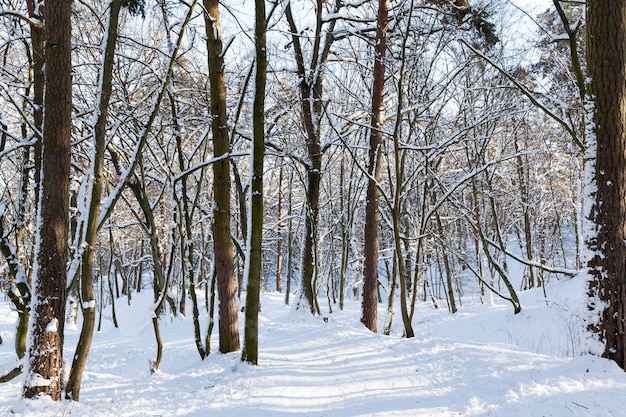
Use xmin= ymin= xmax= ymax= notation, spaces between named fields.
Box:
xmin=23 ymin=0 xmax=72 ymax=400
xmin=361 ymin=0 xmax=389 ymax=333
xmin=65 ymin=0 xmax=124 ymax=399
xmin=0 ymin=0 xmax=45 ymax=383
xmin=284 ymin=0 xmax=340 ymax=314
xmin=586 ymin=0 xmax=626 ymax=369
xmin=204 ymin=0 xmax=240 ymax=353
xmin=242 ymin=0 xmax=267 ymax=365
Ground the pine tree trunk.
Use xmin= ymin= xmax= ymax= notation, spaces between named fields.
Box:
xmin=361 ymin=0 xmax=389 ymax=333
xmin=23 ymin=0 xmax=72 ymax=400
xmin=586 ymin=0 xmax=626 ymax=369
xmin=204 ymin=0 xmax=240 ymax=353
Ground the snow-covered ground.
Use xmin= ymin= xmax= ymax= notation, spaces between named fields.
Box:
xmin=0 ymin=276 xmax=624 ymax=417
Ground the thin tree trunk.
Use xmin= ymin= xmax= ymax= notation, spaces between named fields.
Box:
xmin=514 ymin=138 xmax=535 ymax=289
xmin=0 ymin=0 xmax=45 ymax=387
xmin=27 ymin=0 xmax=43 ymax=206
xmin=65 ymin=0 xmax=122 ymax=400
xmin=242 ymin=0 xmax=266 ymax=365
xmin=275 ymin=166 xmax=283 ymax=293
xmin=435 ymin=211 xmax=457 ymax=313
xmin=284 ymin=0 xmax=339 ymax=314
xmin=285 ymin=171 xmax=294 ymax=306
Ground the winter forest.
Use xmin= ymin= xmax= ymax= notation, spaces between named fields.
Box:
xmin=1 ymin=0 xmax=626 ymax=415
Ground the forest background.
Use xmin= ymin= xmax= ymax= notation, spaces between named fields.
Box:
xmin=0 ymin=0 xmax=621 ymax=409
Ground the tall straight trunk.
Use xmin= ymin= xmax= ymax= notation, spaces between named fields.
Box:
xmin=204 ymin=0 xmax=240 ymax=353
xmin=586 ymin=0 xmax=626 ymax=369
xmin=242 ymin=0 xmax=266 ymax=365
xmin=65 ymin=0 xmax=123 ymax=400
xmin=27 ymin=0 xmax=44 ymax=206
xmin=514 ymin=138 xmax=535 ymax=289
xmin=361 ymin=0 xmax=389 ymax=333
xmin=23 ymin=0 xmax=72 ymax=400
xmin=285 ymin=171 xmax=294 ymax=305
xmin=275 ymin=166 xmax=283 ymax=293
xmin=391 ymin=0 xmax=415 ymax=338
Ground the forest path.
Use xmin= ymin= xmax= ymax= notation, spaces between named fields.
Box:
xmin=1 ymin=289 xmax=624 ymax=416
xmin=204 ymin=293 xmax=613 ymax=417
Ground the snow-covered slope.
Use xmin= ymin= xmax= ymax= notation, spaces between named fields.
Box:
xmin=0 ymin=276 xmax=624 ymax=416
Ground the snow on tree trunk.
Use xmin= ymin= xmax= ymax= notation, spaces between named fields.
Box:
xmin=586 ymin=0 xmax=626 ymax=369
xmin=23 ymin=0 xmax=72 ymax=400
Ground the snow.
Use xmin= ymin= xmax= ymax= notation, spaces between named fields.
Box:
xmin=1 ymin=277 xmax=625 ymax=416
xmin=45 ymin=318 xmax=58 ymax=333
xmin=23 ymin=373 xmax=54 ymax=388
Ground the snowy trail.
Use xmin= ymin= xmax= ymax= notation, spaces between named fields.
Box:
xmin=227 ymin=294 xmax=620 ymax=417
xmin=1 ymin=285 xmax=626 ymax=416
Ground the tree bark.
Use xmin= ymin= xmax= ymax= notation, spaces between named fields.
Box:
xmin=361 ymin=0 xmax=389 ymax=333
xmin=586 ymin=0 xmax=626 ymax=369
xmin=204 ymin=0 xmax=240 ymax=353
xmin=23 ymin=0 xmax=72 ymax=400
xmin=242 ymin=0 xmax=266 ymax=365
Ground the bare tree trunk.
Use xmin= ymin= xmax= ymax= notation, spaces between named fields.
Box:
xmin=242 ymin=0 xmax=267 ymax=365
xmin=435 ymin=211 xmax=457 ymax=313
xmin=23 ymin=0 xmax=72 ymax=400
xmin=0 ymin=0 xmax=46 ymax=384
xmin=361 ymin=0 xmax=389 ymax=333
xmin=285 ymin=171 xmax=294 ymax=306
xmin=586 ymin=0 xmax=626 ymax=369
xmin=65 ymin=0 xmax=123 ymax=400
xmin=514 ymin=137 xmax=535 ymax=289
xmin=284 ymin=0 xmax=339 ymax=314
xmin=204 ymin=0 xmax=240 ymax=353
xmin=275 ymin=166 xmax=283 ymax=293
xmin=27 ymin=0 xmax=44 ymax=205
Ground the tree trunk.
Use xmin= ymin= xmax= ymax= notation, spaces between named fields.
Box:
xmin=23 ymin=0 xmax=72 ymax=400
xmin=285 ymin=171 xmax=294 ymax=306
xmin=275 ymin=166 xmax=283 ymax=293
xmin=586 ymin=0 xmax=626 ymax=369
xmin=204 ymin=0 xmax=240 ymax=353
xmin=27 ymin=0 xmax=44 ymax=207
xmin=242 ymin=0 xmax=266 ymax=365
xmin=284 ymin=0 xmax=339 ymax=314
xmin=65 ymin=0 xmax=123 ymax=400
xmin=361 ymin=0 xmax=389 ymax=333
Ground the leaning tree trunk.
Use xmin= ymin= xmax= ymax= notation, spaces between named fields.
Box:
xmin=586 ymin=0 xmax=626 ymax=369
xmin=204 ymin=0 xmax=240 ymax=353
xmin=23 ymin=0 xmax=72 ymax=400
xmin=65 ymin=0 xmax=123 ymax=400
xmin=361 ymin=0 xmax=389 ymax=333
